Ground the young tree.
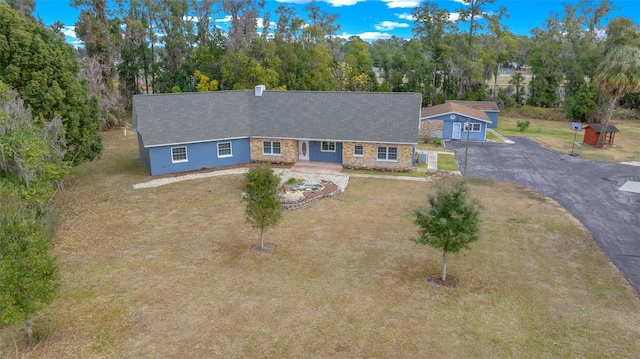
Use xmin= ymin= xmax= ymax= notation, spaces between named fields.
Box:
xmin=412 ymin=180 xmax=482 ymax=282
xmin=593 ymin=45 xmax=640 ymax=147
xmin=242 ymin=163 xmax=283 ymax=251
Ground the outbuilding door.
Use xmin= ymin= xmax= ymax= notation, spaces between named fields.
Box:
xmin=452 ymin=123 xmax=462 ymax=140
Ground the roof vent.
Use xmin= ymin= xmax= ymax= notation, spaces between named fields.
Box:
xmin=255 ymin=85 xmax=266 ymax=97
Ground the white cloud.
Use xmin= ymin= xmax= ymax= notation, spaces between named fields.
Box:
xmin=257 ymin=18 xmax=277 ymax=29
xmin=381 ymin=0 xmax=420 ymax=9
xmin=338 ymin=31 xmax=392 ymax=41
xmin=448 ymin=12 xmax=461 ymax=21
xmin=375 ymin=21 xmax=409 ymax=31
xmin=63 ymin=26 xmax=77 ymax=39
xmin=324 ymin=0 xmax=365 ymax=6
xmin=216 ymin=15 xmax=232 ymax=23
xmin=451 ymin=0 xmax=469 ymax=5
xmin=183 ymin=15 xmax=199 ymax=23
xmin=396 ymin=13 xmax=414 ymax=21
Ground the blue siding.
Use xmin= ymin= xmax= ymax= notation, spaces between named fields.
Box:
xmin=309 ymin=141 xmax=343 ymax=163
xmin=429 ymin=114 xmax=487 ymax=141
xmin=147 ymin=138 xmax=251 ymax=176
xmin=486 ymin=112 xmax=499 ymax=128
xmin=460 ymin=123 xmax=487 ymax=141
xmin=138 ymin=132 xmax=151 ymax=173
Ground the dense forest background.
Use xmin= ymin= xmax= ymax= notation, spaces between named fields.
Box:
xmin=4 ymin=0 xmax=640 ymax=131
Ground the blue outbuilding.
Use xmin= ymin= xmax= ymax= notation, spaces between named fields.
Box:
xmin=420 ymin=102 xmax=493 ymax=142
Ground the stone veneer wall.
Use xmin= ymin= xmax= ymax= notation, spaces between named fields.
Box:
xmin=419 ymin=120 xmax=444 ymax=140
xmin=250 ymin=138 xmax=298 ymax=164
xmin=342 ymin=142 xmax=413 ymax=171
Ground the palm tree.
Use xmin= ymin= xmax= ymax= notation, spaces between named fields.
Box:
xmin=509 ymin=71 xmax=526 ymax=106
xmin=593 ymin=46 xmax=640 ymax=148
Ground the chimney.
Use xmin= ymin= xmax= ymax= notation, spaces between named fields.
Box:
xmin=255 ymin=85 xmax=266 ymax=97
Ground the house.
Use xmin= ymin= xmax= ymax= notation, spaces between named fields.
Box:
xmin=420 ymin=102 xmax=492 ymax=141
xmin=583 ymin=124 xmax=619 ymax=146
xmin=447 ymin=100 xmax=500 ymax=128
xmin=132 ymin=86 xmax=422 ymax=176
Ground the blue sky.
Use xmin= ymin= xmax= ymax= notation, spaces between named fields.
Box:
xmin=34 ymin=0 xmax=640 ymax=46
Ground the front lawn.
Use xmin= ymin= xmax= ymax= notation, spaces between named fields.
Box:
xmin=2 ymin=130 xmax=639 ymax=358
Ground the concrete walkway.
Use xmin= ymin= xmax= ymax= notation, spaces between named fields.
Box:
xmin=488 ymin=128 xmax=515 ymax=144
xmin=447 ymin=137 xmax=640 ymax=294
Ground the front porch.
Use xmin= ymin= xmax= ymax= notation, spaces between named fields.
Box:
xmin=290 ymin=161 xmax=343 ymax=174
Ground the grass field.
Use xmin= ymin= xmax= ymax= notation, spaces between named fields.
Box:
xmin=497 ymin=117 xmax=640 ymax=162
xmin=1 ymin=130 xmax=640 ymax=358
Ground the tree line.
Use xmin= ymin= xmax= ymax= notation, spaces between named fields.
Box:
xmin=62 ymin=0 xmax=639 ymax=125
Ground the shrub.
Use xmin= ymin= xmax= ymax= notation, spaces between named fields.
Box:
xmin=516 ymin=119 xmax=531 ymax=132
xmin=431 ymin=137 xmax=443 ymax=147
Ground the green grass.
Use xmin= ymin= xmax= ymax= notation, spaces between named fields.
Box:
xmin=437 ymin=153 xmax=459 ymax=171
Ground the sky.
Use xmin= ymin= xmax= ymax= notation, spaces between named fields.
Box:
xmin=34 ymin=0 xmax=640 ymax=46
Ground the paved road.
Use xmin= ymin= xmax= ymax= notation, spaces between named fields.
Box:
xmin=447 ymin=138 xmax=640 ymax=293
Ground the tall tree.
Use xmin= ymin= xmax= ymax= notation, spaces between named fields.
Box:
xmin=412 ymin=180 xmax=482 ymax=282
xmin=153 ymin=0 xmax=196 ymax=92
xmin=593 ymin=46 xmax=640 ymax=147
xmin=0 ymin=3 xmax=103 ymax=163
xmin=509 ymin=71 xmax=526 ymax=106
xmin=0 ymin=83 xmax=64 ymax=344
xmin=242 ymin=163 xmax=283 ymax=251
xmin=223 ymin=0 xmax=265 ymax=52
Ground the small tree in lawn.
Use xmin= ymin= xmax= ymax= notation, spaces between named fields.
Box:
xmin=412 ymin=180 xmax=482 ymax=282
xmin=242 ymin=163 xmax=283 ymax=251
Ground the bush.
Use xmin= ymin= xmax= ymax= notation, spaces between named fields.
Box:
xmin=516 ymin=119 xmax=531 ymax=132
xmin=431 ymin=137 xmax=443 ymax=147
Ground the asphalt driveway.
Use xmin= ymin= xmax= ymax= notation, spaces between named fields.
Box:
xmin=447 ymin=138 xmax=640 ymax=293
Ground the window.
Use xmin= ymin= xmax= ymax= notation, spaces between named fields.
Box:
xmin=464 ymin=123 xmax=482 ymax=132
xmin=377 ymin=146 xmax=398 ymax=161
xmin=354 ymin=144 xmax=364 ymax=157
xmin=321 ymin=141 xmax=336 ymax=152
xmin=217 ymin=142 xmax=232 ymax=158
xmin=171 ymin=146 xmax=188 ymax=163
xmin=263 ymin=141 xmax=281 ymax=155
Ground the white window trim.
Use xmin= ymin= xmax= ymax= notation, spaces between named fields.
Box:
xmin=171 ymin=146 xmax=188 ymax=163
xmin=464 ymin=123 xmax=482 ymax=132
xmin=263 ymin=141 xmax=282 ymax=156
xmin=377 ymin=146 xmax=398 ymax=162
xmin=321 ymin=141 xmax=336 ymax=152
xmin=217 ymin=142 xmax=233 ymax=158
xmin=354 ymin=144 xmax=364 ymax=157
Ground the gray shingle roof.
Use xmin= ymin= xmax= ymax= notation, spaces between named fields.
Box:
xmin=133 ymin=91 xmax=252 ymax=147
xmin=133 ymin=90 xmax=421 ymax=147
xmin=420 ymin=102 xmax=491 ymax=123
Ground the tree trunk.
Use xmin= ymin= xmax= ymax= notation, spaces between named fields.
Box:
xmin=596 ymin=95 xmax=618 ymax=148
xmin=25 ymin=319 xmax=33 ymax=345
xmin=260 ymin=227 xmax=264 ymax=249
xmin=441 ymin=251 xmax=447 ymax=281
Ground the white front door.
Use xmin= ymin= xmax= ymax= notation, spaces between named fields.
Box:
xmin=452 ymin=123 xmax=462 ymax=140
xmin=298 ymin=140 xmax=309 ymax=161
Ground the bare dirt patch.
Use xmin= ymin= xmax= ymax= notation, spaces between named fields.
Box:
xmin=250 ymin=242 xmax=277 ymax=254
